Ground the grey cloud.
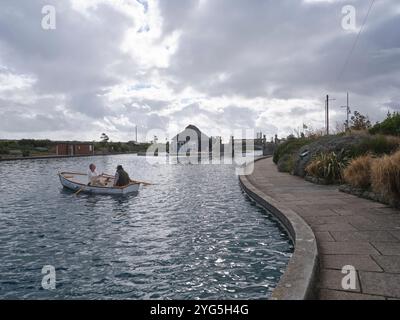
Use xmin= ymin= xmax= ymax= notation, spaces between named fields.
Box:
xmin=0 ymin=0 xmax=399 ymax=139
xmin=162 ymin=0 xmax=400 ymax=112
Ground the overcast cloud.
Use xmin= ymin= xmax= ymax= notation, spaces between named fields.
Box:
xmin=0 ymin=0 xmax=399 ymax=141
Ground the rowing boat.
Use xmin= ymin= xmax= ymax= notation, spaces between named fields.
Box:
xmin=58 ymin=172 xmax=140 ymax=195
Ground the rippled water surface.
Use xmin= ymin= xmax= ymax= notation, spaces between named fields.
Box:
xmin=0 ymin=155 xmax=293 ymax=299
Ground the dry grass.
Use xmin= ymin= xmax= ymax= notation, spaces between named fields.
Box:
xmin=343 ymin=154 xmax=375 ymax=189
xmin=371 ymin=150 xmax=400 ymax=203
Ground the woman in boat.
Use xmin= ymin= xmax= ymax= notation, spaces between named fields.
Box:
xmin=114 ymin=165 xmax=131 ymax=187
xmin=87 ymin=164 xmax=105 ymax=186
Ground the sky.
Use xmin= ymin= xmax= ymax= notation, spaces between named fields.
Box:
xmin=0 ymin=0 xmax=399 ymax=142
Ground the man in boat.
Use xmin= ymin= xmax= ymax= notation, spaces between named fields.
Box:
xmin=87 ymin=163 xmax=105 ymax=186
xmin=114 ymin=165 xmax=131 ymax=187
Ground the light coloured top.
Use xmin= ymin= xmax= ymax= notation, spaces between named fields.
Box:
xmin=87 ymin=169 xmax=99 ymax=183
xmin=114 ymin=172 xmax=119 ymax=186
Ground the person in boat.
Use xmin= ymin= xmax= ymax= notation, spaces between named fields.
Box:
xmin=87 ymin=164 xmax=105 ymax=186
xmin=114 ymin=165 xmax=131 ymax=187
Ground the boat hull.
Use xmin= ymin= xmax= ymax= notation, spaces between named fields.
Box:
xmin=59 ymin=172 xmax=140 ymax=195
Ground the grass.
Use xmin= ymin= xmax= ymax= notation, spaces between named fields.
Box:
xmin=371 ymin=151 xmax=400 ymax=204
xmin=343 ymin=154 xmax=374 ymax=189
xmin=305 ymin=150 xmax=349 ymax=184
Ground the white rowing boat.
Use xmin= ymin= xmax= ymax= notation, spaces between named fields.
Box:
xmin=58 ymin=172 xmax=140 ymax=195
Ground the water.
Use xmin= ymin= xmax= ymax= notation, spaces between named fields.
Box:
xmin=0 ymin=155 xmax=293 ymax=299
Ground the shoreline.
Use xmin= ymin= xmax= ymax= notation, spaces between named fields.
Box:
xmin=239 ymin=156 xmax=318 ymax=300
xmin=241 ymin=157 xmax=400 ymax=300
xmin=0 ymin=152 xmax=142 ymax=162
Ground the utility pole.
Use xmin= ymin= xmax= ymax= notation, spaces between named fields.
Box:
xmin=325 ymin=95 xmax=336 ymax=135
xmin=341 ymin=92 xmax=352 ymax=131
xmin=135 ymin=125 xmax=138 ymax=143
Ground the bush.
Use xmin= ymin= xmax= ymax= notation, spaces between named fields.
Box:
xmin=277 ymin=153 xmax=296 ymax=173
xmin=343 ymin=154 xmax=375 ymax=189
xmin=305 ymin=150 xmax=349 ymax=184
xmin=371 ymin=151 xmax=400 ymax=204
xmin=273 ymin=137 xmax=313 ymax=164
xmin=22 ymin=150 xmax=31 ymax=157
xmin=349 ymin=134 xmax=400 ymax=157
xmin=370 ymin=112 xmax=400 ymax=136
xmin=0 ymin=146 xmax=9 ymax=155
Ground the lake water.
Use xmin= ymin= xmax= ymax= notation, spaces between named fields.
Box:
xmin=0 ymin=155 xmax=293 ymax=299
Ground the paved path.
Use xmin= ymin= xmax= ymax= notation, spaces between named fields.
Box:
xmin=248 ymin=157 xmax=400 ymax=300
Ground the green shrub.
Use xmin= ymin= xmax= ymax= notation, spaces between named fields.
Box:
xmin=273 ymin=137 xmax=313 ymax=164
xmin=277 ymin=153 xmax=296 ymax=173
xmin=0 ymin=146 xmax=9 ymax=155
xmin=370 ymin=113 xmax=400 ymax=136
xmin=349 ymin=134 xmax=400 ymax=157
xmin=305 ymin=150 xmax=349 ymax=184
xmin=22 ymin=150 xmax=31 ymax=157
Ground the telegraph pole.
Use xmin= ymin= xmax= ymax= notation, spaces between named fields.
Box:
xmin=325 ymin=95 xmax=336 ymax=135
xmin=341 ymin=92 xmax=352 ymax=131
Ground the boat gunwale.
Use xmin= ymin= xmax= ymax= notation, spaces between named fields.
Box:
xmin=59 ymin=172 xmax=140 ymax=190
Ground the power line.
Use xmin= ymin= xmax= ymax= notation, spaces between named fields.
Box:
xmin=336 ymin=0 xmax=376 ymax=84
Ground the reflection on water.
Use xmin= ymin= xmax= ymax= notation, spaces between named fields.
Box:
xmin=0 ymin=155 xmax=292 ymax=299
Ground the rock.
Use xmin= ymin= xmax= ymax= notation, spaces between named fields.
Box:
xmin=292 ymin=134 xmax=365 ymax=177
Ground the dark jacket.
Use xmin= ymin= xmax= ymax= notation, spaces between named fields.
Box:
xmin=115 ymin=169 xmax=130 ymax=186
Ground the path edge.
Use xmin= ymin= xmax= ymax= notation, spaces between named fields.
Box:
xmin=239 ymin=157 xmax=319 ymax=300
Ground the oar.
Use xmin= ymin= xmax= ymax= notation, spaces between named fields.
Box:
xmin=103 ymin=173 xmax=154 ymax=186
xmin=130 ymin=179 xmax=153 ymax=186
xmin=74 ymin=187 xmax=84 ymax=196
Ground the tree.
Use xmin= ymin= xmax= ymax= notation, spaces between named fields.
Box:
xmin=349 ymin=111 xmax=371 ymax=131
xmin=100 ymin=133 xmax=109 ymax=143
xmin=369 ymin=112 xmax=400 ymax=136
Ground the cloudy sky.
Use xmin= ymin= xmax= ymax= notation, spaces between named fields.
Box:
xmin=0 ymin=0 xmax=399 ymax=142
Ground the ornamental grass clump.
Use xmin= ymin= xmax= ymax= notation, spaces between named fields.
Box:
xmin=343 ymin=154 xmax=375 ymax=189
xmin=305 ymin=150 xmax=349 ymax=184
xmin=371 ymin=151 xmax=400 ymax=204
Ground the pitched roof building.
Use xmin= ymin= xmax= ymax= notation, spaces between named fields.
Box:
xmin=171 ymin=125 xmax=210 ymax=154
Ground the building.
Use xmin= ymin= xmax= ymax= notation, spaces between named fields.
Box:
xmin=171 ymin=125 xmax=210 ymax=154
xmin=56 ymin=142 xmax=94 ymax=156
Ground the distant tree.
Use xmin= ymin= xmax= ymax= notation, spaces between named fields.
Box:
xmin=369 ymin=112 xmax=400 ymax=136
xmin=100 ymin=133 xmax=109 ymax=144
xmin=286 ymin=134 xmax=296 ymax=140
xmin=349 ymin=111 xmax=371 ymax=131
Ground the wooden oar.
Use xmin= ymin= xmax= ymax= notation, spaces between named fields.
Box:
xmin=103 ymin=173 xmax=153 ymax=186
xmin=130 ymin=179 xmax=153 ymax=186
xmin=74 ymin=187 xmax=84 ymax=196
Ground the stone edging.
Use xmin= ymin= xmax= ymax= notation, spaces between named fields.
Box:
xmin=239 ymin=157 xmax=319 ymax=300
